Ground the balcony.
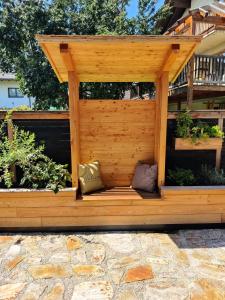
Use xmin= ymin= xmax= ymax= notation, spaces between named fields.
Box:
xmin=169 ymin=54 xmax=225 ymax=103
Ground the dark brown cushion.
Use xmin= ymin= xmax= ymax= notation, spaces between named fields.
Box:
xmin=131 ymin=162 xmax=157 ymax=192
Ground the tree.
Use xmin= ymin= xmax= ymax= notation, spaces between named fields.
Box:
xmin=0 ymin=0 xmax=171 ymax=109
xmin=137 ymin=0 xmax=156 ymax=34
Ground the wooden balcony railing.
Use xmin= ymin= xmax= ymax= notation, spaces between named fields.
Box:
xmin=170 ymin=54 xmax=225 ymax=90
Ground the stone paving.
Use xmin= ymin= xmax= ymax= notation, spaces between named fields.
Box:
xmin=0 ymin=229 xmax=225 ymax=299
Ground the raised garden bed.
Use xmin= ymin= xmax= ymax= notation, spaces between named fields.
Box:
xmin=175 ymin=137 xmax=223 ymax=151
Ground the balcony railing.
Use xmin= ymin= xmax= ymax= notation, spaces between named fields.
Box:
xmin=170 ymin=54 xmax=225 ymax=90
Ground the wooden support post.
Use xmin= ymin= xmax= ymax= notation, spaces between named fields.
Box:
xmin=157 ymin=72 xmax=169 ymax=187
xmin=68 ymin=72 xmax=80 ymax=188
xmin=187 ymin=55 xmax=194 ymax=109
xmin=60 ymin=43 xmax=80 ymax=190
xmin=154 ymin=81 xmax=161 ymax=164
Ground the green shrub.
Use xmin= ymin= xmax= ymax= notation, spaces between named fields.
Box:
xmin=167 ymin=168 xmax=195 ymax=186
xmin=0 ymin=118 xmax=71 ymax=193
xmin=197 ymin=165 xmax=225 ymax=186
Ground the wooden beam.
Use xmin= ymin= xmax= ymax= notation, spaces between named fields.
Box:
xmin=168 ymin=110 xmax=225 ymax=120
xmin=60 ymin=44 xmax=80 ymax=83
xmin=193 ymin=15 xmax=225 ymax=26
xmin=160 ymin=44 xmax=180 ymax=75
xmin=0 ymin=111 xmax=69 ymax=120
xmin=157 ymin=72 xmax=169 ymax=188
xmin=40 ymin=43 xmax=64 ymax=83
xmin=68 ymin=71 xmax=80 ymax=189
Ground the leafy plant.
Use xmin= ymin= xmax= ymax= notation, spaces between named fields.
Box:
xmin=176 ymin=110 xmax=193 ymax=138
xmin=207 ymin=125 xmax=224 ymax=138
xmin=197 ymin=165 xmax=225 ymax=186
xmin=176 ymin=111 xmax=224 ymax=142
xmin=21 ymin=159 xmax=71 ymax=193
xmin=167 ymin=168 xmax=195 ymax=186
xmin=0 ymin=117 xmax=71 ymax=192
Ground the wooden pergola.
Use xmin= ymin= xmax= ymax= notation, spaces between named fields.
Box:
xmin=36 ymin=35 xmax=201 ymax=196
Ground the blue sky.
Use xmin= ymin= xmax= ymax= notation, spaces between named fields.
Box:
xmin=127 ymin=0 xmax=164 ymax=17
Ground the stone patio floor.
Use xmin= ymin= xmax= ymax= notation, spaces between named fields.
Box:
xmin=0 ymin=229 xmax=225 ymax=299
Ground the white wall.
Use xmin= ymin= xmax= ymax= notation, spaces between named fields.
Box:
xmin=0 ymin=80 xmax=33 ymax=108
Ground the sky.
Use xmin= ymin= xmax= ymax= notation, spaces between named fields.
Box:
xmin=127 ymin=0 xmax=164 ymax=17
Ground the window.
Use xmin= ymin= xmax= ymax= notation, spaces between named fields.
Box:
xmin=8 ymin=88 xmax=24 ymax=98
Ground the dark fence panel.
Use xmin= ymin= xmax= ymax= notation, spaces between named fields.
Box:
xmin=166 ymin=119 xmax=221 ymax=183
xmin=14 ymin=119 xmax=71 ymax=170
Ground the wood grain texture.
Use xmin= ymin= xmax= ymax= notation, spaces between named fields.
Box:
xmin=79 ymin=100 xmax=156 ymax=187
xmin=0 ymin=187 xmax=225 ymax=228
xmin=36 ymin=35 xmax=201 ymax=83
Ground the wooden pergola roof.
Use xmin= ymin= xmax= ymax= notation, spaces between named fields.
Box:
xmin=36 ymin=35 xmax=201 ymax=83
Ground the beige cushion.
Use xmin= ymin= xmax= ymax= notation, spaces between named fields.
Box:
xmin=131 ymin=162 xmax=157 ymax=192
xmin=79 ymin=161 xmax=104 ymax=194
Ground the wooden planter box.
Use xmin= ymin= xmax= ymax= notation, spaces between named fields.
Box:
xmin=175 ymin=137 xmax=223 ymax=151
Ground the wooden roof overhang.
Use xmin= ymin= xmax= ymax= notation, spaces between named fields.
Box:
xmin=36 ymin=35 xmax=201 ymax=84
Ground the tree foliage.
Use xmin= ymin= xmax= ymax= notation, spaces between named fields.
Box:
xmin=0 ymin=0 xmax=171 ymax=109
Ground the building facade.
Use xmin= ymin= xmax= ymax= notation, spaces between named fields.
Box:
xmin=0 ymin=73 xmax=33 ymax=109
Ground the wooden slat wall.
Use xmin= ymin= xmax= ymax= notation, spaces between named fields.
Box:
xmin=79 ymin=100 xmax=156 ymax=187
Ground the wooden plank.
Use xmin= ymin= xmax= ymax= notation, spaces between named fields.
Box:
xmin=36 ymin=35 xmax=202 ymax=43
xmin=193 ymin=15 xmax=225 ymax=26
xmin=0 ymin=111 xmax=69 ymax=120
xmin=220 ymin=214 xmax=225 ymax=223
xmin=0 ymin=198 xmax=77 ymax=208
xmin=168 ymin=110 xmax=225 ymax=120
xmin=41 ymin=213 xmax=221 ymax=227
xmin=0 ymin=208 xmax=17 ymax=218
xmin=161 ymin=186 xmax=225 ymax=196
xmin=163 ymin=195 xmax=209 ymax=203
xmin=0 ymin=189 xmax=76 ymax=198
xmin=68 ymin=72 xmax=80 ymax=188
xmin=0 ymin=218 xmax=42 ymax=227
xmin=0 ymin=213 xmax=219 ymax=228
xmin=16 ymin=204 xmax=225 ymax=218
xmin=175 ymin=138 xmax=222 ymax=150
xmin=157 ymin=72 xmax=169 ymax=187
